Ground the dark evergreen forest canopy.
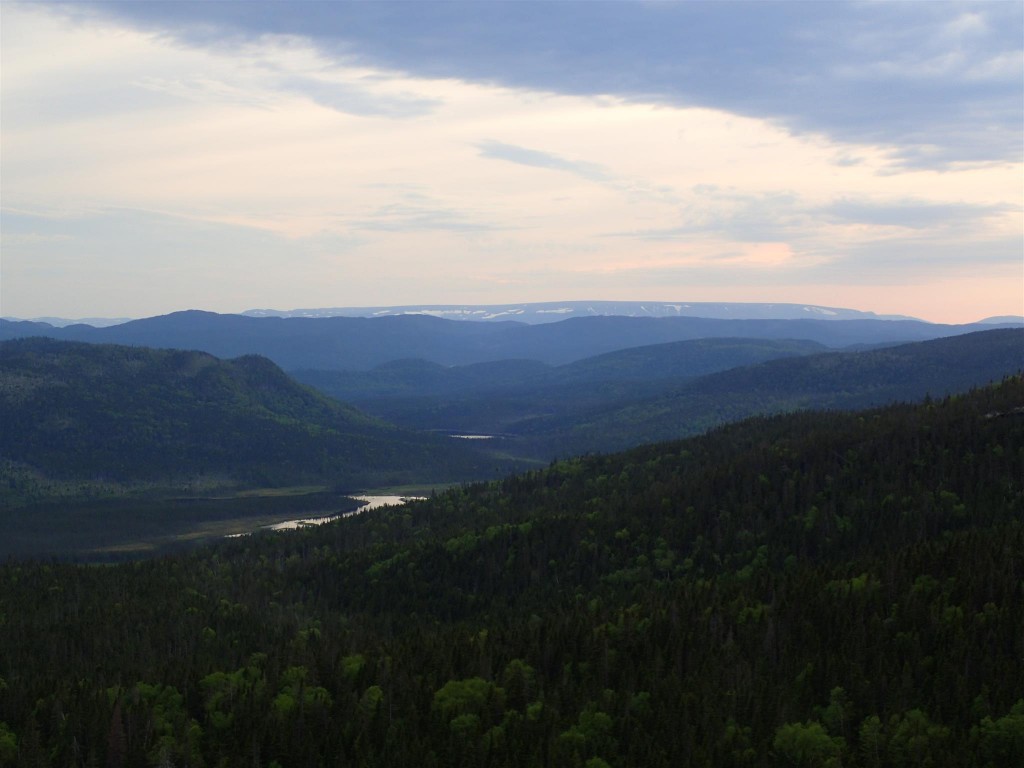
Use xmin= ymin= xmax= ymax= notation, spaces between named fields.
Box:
xmin=1 ymin=378 xmax=1022 ymax=766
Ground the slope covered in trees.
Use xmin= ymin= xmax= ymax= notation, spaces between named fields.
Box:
xmin=295 ymin=337 xmax=829 ymax=400
xmin=0 ymin=338 xmax=508 ymax=500
xmin=516 ymin=328 xmax=1024 ymax=457
xmin=1 ymin=377 xmax=1021 ymax=766
xmin=292 ymin=337 xmax=829 ymax=438
xmin=299 ymin=328 xmax=1024 ymax=460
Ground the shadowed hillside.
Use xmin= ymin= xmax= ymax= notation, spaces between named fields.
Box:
xmin=0 ymin=338 xmax=508 ymax=500
xmin=298 ymin=329 xmax=1024 ymax=459
xmin=515 ymin=328 xmax=1024 ymax=457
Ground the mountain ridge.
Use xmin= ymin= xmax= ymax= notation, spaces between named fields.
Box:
xmin=241 ymin=300 xmax=921 ymax=323
xmin=2 ymin=309 xmax=1017 ymax=371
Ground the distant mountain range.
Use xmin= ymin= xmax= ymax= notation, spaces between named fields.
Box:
xmin=0 ymin=316 xmax=134 ymax=328
xmin=8 ymin=302 xmax=1021 ymax=330
xmin=5 ymin=301 xmax=921 ymax=327
xmin=241 ymin=300 xmax=922 ymax=323
xmin=2 ymin=309 xmax=1019 ymax=371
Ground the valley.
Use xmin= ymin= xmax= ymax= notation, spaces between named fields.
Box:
xmin=2 ymin=318 xmax=1021 ymax=558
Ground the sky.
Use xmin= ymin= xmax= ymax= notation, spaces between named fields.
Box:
xmin=1 ymin=1 xmax=1022 ymax=324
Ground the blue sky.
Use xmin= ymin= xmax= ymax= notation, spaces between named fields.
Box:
xmin=2 ymin=1 xmax=1021 ymax=322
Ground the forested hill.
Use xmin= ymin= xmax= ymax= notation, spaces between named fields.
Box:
xmin=0 ymin=338 xmax=504 ymax=496
xmin=294 ymin=337 xmax=829 ymax=404
xmin=1 ymin=378 xmax=1022 ymax=766
xmin=520 ymin=327 xmax=1024 ymax=456
xmin=295 ymin=329 xmax=1023 ymax=451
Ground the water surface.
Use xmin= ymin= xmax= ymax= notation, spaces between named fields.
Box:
xmin=263 ymin=494 xmax=425 ymax=531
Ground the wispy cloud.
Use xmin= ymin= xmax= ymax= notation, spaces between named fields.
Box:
xmin=354 ymin=202 xmax=501 ymax=234
xmin=818 ymin=199 xmax=1017 ymax=230
xmin=807 ymin=235 xmax=1024 ymax=281
xmin=476 ymin=141 xmax=612 ymax=182
xmin=280 ymin=75 xmax=441 ymax=118
xmin=602 ymin=189 xmax=810 ymax=244
xmin=476 ymin=140 xmax=678 ymax=208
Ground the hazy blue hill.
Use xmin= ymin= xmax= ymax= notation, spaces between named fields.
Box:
xmin=0 ymin=338 xmax=505 ymax=498
xmin=1 ymin=311 xmax=522 ymax=370
xmin=520 ymin=327 xmax=1024 ymax=456
xmin=978 ymin=315 xmax=1024 ymax=324
xmin=499 ymin=314 xmax=1013 ymax=361
xmin=293 ymin=332 xmax=1020 ymax=443
xmin=0 ymin=318 xmax=56 ymax=339
xmin=556 ymin=336 xmax=828 ymax=382
xmin=295 ymin=338 xmax=822 ymax=402
xmin=294 ymin=337 xmax=833 ymax=435
xmin=296 ymin=358 xmax=553 ymax=400
xmin=1 ymin=310 xmax=1016 ymax=370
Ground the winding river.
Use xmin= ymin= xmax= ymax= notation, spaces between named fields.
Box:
xmin=264 ymin=494 xmax=425 ymax=531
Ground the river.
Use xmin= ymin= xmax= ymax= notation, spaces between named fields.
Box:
xmin=263 ymin=494 xmax=425 ymax=531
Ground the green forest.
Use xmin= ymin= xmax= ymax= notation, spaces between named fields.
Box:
xmin=0 ymin=338 xmax=514 ymax=503
xmin=1 ymin=377 xmax=1022 ymax=766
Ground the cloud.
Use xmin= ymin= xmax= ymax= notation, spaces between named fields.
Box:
xmin=819 ymin=199 xmax=1017 ymax=230
xmin=279 ymin=75 xmax=441 ymax=118
xmin=475 ymin=141 xmax=679 ymax=209
xmin=476 ymin=141 xmax=612 ymax=182
xmin=353 ymin=201 xmax=501 ymax=234
xmin=807 ymin=235 xmax=1024 ymax=283
xmin=62 ymin=0 xmax=1024 ymax=170
xmin=603 ymin=189 xmax=810 ymax=244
